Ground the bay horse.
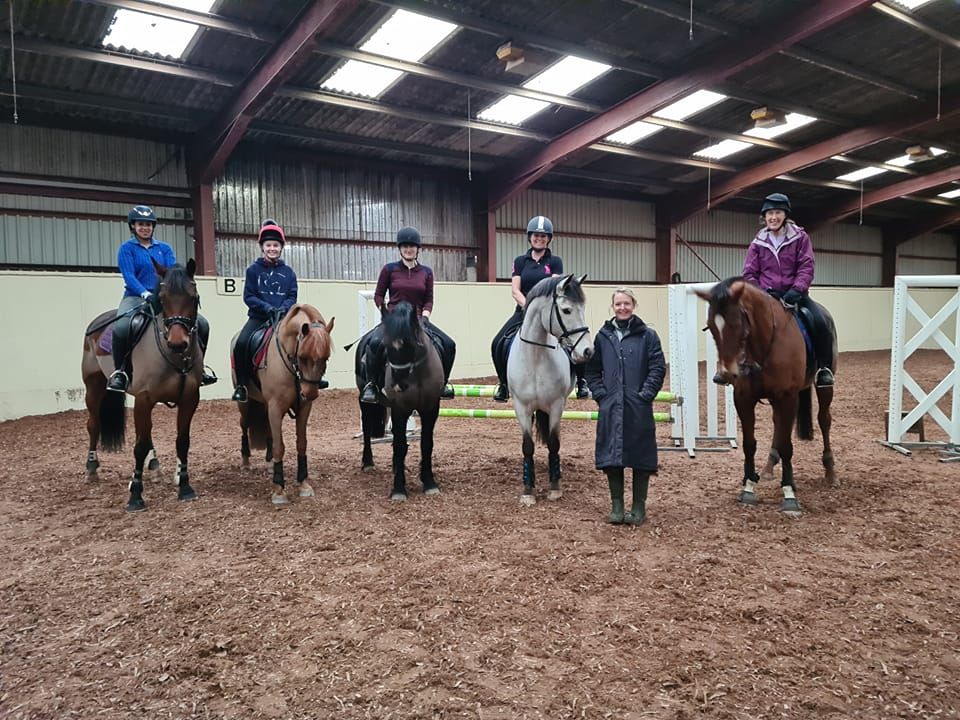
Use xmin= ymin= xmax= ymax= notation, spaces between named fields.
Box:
xmin=230 ymin=304 xmax=334 ymax=506
xmin=506 ymin=274 xmax=593 ymax=505
xmin=356 ymin=301 xmax=443 ymax=501
xmin=81 ymin=260 xmax=204 ymax=512
xmin=696 ymin=278 xmax=838 ymax=516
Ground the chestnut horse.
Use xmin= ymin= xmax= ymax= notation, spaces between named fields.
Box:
xmin=231 ymin=304 xmax=334 ymax=506
xmin=696 ymin=278 xmax=837 ymax=516
xmin=82 ymin=260 xmax=203 ymax=512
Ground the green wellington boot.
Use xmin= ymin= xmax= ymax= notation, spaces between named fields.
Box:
xmin=607 ymin=469 xmax=625 ymax=524
xmin=624 ymin=473 xmax=649 ymax=525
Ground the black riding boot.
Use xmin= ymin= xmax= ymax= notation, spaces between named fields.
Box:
xmin=575 ymin=365 xmax=589 ymax=399
xmin=624 ymin=472 xmax=649 ymax=525
xmin=361 ymin=338 xmax=385 ymax=404
xmin=107 ymin=320 xmax=131 ymax=393
xmin=493 ymin=382 xmax=509 ymax=402
xmin=606 ymin=468 xmax=625 ymax=524
xmin=196 ymin=315 xmax=217 ymax=386
xmin=813 ymin=325 xmax=835 ymax=387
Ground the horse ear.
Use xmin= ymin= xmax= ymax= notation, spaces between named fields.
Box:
xmin=576 ymin=273 xmax=587 ymax=285
xmin=729 ymin=281 xmax=745 ymax=301
xmin=301 ymin=322 xmax=310 ymax=338
xmin=186 ymin=258 xmax=196 ymax=278
xmin=694 ymin=288 xmax=712 ymax=302
xmin=557 ymin=274 xmax=572 ymax=292
xmin=153 ymin=259 xmax=166 ymax=277
xmin=326 ymin=317 xmax=335 ymax=334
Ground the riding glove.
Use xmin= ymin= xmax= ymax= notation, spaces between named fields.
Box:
xmin=782 ymin=289 xmax=802 ymax=306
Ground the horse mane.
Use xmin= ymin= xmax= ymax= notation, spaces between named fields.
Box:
xmin=382 ymin=301 xmax=419 ymax=343
xmin=709 ymin=276 xmax=768 ymax=308
xmin=154 ymin=263 xmax=195 ymax=296
xmin=524 ymin=274 xmax=584 ymax=312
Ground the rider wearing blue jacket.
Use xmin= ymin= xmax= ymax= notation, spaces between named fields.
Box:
xmin=107 ymin=206 xmax=215 ymax=392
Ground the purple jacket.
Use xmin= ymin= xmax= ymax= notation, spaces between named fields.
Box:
xmin=742 ymin=222 xmax=815 ymax=294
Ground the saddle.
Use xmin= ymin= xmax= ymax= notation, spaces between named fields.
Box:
xmin=492 ymin=326 xmax=519 ymax=373
xmin=792 ymin=308 xmax=817 ymax=376
xmin=97 ymin=310 xmax=151 ymax=355
xmin=233 ymin=322 xmax=274 ymax=387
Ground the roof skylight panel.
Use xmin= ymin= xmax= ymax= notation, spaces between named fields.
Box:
xmin=478 ymin=56 xmax=611 ymax=125
xmin=693 ymin=112 xmax=818 ymax=160
xmin=321 ymin=10 xmax=458 ymax=98
xmin=603 ymin=90 xmax=728 ymax=146
xmin=101 ymin=0 xmax=215 ymax=59
xmin=938 ymin=187 xmax=960 ymax=199
xmin=834 ymin=147 xmax=948 ymax=181
xmin=887 ymin=0 xmax=937 ymax=10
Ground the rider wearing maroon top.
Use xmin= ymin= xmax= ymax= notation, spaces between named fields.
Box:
xmin=360 ymin=227 xmax=457 ymax=403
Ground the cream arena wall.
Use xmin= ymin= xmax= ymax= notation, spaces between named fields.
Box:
xmin=1 ymin=271 xmax=953 ymax=421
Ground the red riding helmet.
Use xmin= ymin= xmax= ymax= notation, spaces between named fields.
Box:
xmin=258 ymin=219 xmax=286 ymax=246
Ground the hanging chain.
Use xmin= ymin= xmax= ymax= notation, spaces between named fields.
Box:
xmin=9 ymin=0 xmax=18 ymax=124
xmin=688 ymin=0 xmax=694 ymax=40
xmin=937 ymin=44 xmax=942 ymax=121
xmin=466 ymin=88 xmax=472 ymax=181
xmin=858 ymin=179 xmax=864 ymax=225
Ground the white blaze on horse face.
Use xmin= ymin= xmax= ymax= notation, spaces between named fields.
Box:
xmin=712 ymin=314 xmax=739 ymax=376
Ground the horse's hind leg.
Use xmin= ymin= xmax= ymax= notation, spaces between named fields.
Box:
xmin=174 ymin=390 xmax=199 ymax=502
xmin=817 ymin=386 xmax=837 ymax=486
xmin=390 ymin=409 xmax=410 ymax=501
xmin=84 ymin=378 xmax=102 ymax=477
xmin=295 ymin=403 xmax=314 ymax=498
xmin=546 ymin=427 xmax=562 ymax=501
xmin=419 ymin=403 xmax=440 ymax=496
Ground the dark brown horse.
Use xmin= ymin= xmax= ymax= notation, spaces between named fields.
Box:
xmin=230 ymin=304 xmax=334 ymax=506
xmin=82 ymin=260 xmax=204 ymax=512
xmin=696 ymin=278 xmax=837 ymax=516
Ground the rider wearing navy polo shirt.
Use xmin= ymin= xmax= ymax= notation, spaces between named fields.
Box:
xmin=490 ymin=216 xmax=588 ymax=402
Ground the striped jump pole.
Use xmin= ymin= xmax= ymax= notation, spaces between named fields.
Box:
xmin=439 ymin=408 xmax=673 ymax=423
xmin=450 ymin=385 xmax=679 ymax=404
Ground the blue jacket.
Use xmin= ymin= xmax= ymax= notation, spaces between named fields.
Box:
xmin=118 ymin=237 xmax=177 ymax=298
xmin=244 ymin=258 xmax=298 ymax=320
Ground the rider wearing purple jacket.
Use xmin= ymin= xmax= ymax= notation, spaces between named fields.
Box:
xmin=742 ymin=193 xmax=834 ymax=387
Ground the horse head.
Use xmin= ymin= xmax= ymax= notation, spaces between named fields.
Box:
xmin=382 ymin=301 xmax=424 ymax=390
xmin=154 ymin=258 xmax=199 ymax=355
xmin=282 ymin=304 xmax=334 ymax=403
xmin=696 ymin=277 xmax=772 ymax=385
xmin=527 ymin=274 xmax=594 ymax=363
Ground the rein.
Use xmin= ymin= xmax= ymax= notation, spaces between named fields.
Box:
xmin=147 ymin=301 xmax=199 ymax=407
xmin=738 ymin=298 xmax=778 ymax=373
xmin=275 ymin=320 xmax=329 ymax=416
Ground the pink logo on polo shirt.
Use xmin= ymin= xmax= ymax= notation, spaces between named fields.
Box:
xmin=545 ymin=266 xmax=552 ymax=275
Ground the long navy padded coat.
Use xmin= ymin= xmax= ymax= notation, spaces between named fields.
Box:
xmin=584 ymin=316 xmax=666 ymax=472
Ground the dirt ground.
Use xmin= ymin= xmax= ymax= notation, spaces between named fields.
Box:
xmin=2 ymin=349 xmax=959 ymax=719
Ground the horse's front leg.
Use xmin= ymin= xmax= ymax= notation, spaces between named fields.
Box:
xmin=546 ymin=403 xmax=564 ymax=501
xmin=771 ymin=396 xmax=801 ymax=516
xmin=239 ymin=403 xmax=251 ymax=468
xmin=390 ymin=408 xmax=410 ymax=501
xmin=127 ymin=396 xmax=154 ymax=512
xmin=734 ymin=391 xmax=759 ymax=506
xmin=174 ymin=389 xmax=199 ymax=502
xmin=418 ymin=402 xmax=440 ymax=496
xmin=267 ymin=400 xmax=288 ymax=506
xmin=84 ymin=378 xmax=102 ymax=477
xmin=817 ymin=385 xmax=837 ymax=486
xmin=295 ymin=402 xmax=314 ymax=498
xmin=514 ymin=403 xmax=536 ymax=506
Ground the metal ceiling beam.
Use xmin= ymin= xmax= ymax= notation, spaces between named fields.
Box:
xmin=487 ymin=0 xmax=877 ymax=211
xmin=872 ymin=2 xmax=960 ymax=51
xmin=809 ymin=165 xmax=960 ymax=229
xmin=79 ymin=0 xmax=279 ymax=42
xmin=191 ymin=0 xmax=359 ymax=184
xmin=623 ymin=0 xmax=923 ymax=99
xmin=883 ymin=207 xmax=960 ymax=248
xmin=672 ymin=92 xmax=960 ymax=223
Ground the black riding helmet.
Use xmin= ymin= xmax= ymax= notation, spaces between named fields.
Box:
xmin=526 ymin=215 xmax=553 ymax=240
xmin=396 ymin=226 xmax=422 ymax=247
xmin=127 ymin=205 xmax=157 ymax=230
xmin=760 ymin=193 xmax=791 ymax=216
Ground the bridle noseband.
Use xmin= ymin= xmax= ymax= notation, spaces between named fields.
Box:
xmin=520 ymin=291 xmax=589 ymax=352
xmin=277 ymin=321 xmax=329 ymax=388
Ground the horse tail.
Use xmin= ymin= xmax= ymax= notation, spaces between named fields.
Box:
xmin=98 ymin=389 xmax=126 ymax=452
xmin=534 ymin=410 xmax=551 ymax=446
xmin=796 ymin=387 xmax=814 ymax=441
xmin=360 ymin=400 xmax=387 ymax=439
xmin=246 ymin=400 xmax=270 ymax=449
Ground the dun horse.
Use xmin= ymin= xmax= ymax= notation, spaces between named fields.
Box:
xmin=506 ymin=274 xmax=592 ymax=505
xmin=697 ymin=277 xmax=837 ymax=516
xmin=82 ymin=260 xmax=204 ymax=512
xmin=356 ymin=301 xmax=443 ymax=501
xmin=231 ymin=304 xmax=334 ymax=505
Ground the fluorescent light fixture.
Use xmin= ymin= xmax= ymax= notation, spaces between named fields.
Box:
xmin=604 ymin=89 xmax=729 ymax=145
xmin=886 ymin=146 xmax=947 ymax=166
xmin=101 ymin=0 xmax=215 ymax=58
xmin=938 ymin=188 xmax=960 ymax=199
xmin=836 ymin=166 xmax=889 ymax=182
xmin=887 ymin=0 xmax=936 ymax=9
xmin=321 ymin=9 xmax=457 ymax=97
xmin=479 ymin=55 xmax=611 ymax=125
xmin=693 ymin=112 xmax=817 ymax=160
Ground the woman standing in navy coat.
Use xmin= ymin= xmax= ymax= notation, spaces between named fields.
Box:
xmin=584 ymin=288 xmax=666 ymax=525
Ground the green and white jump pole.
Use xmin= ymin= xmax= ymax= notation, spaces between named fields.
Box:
xmin=439 ymin=408 xmax=673 ymax=423
xmin=450 ymin=384 xmax=678 ymax=403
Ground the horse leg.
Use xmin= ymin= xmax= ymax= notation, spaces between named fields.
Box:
xmin=239 ymin=403 xmax=251 ymax=468
xmin=296 ymin=402 xmax=314 ymax=498
xmin=174 ymin=390 xmax=199 ymax=502
xmin=772 ymin=396 xmax=801 ymax=517
xmin=84 ymin=378 xmax=102 ymax=477
xmin=546 ymin=419 xmax=562 ymax=502
xmin=734 ymin=393 xmax=759 ymax=505
xmin=817 ymin=386 xmax=837 ymax=486
xmin=267 ymin=401 xmax=288 ymax=506
xmin=390 ymin=408 xmax=410 ymax=501
xmin=419 ymin=403 xmax=440 ymax=496
xmin=127 ymin=398 xmax=153 ymax=513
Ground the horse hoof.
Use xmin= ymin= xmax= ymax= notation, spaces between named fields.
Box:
xmin=148 ymin=458 xmax=160 ymax=471
xmin=738 ymin=491 xmax=758 ymax=506
xmin=362 ymin=464 xmax=376 ymax=473
xmin=547 ymin=489 xmax=563 ymax=501
xmin=424 ymin=486 xmax=440 ymax=496
xmin=125 ymin=499 xmax=146 ymax=513
xmin=241 ymin=457 xmax=250 ymax=468
xmin=85 ymin=460 xmax=100 ymax=475
xmin=178 ymin=489 xmax=198 ymax=502
xmin=519 ymin=494 xmax=536 ymax=506
xmin=780 ymin=498 xmax=802 ymax=516
xmin=390 ymin=492 xmax=407 ymax=502
xmin=271 ymin=494 xmax=289 ymax=506
xmin=299 ymin=483 xmax=315 ymax=498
